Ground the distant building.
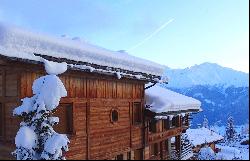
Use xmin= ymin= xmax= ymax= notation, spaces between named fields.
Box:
xmin=186 ymin=127 xmax=224 ymax=155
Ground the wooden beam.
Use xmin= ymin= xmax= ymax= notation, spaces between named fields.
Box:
xmin=2 ymin=69 xmax=6 ymax=142
xmin=86 ymin=100 xmax=90 ymax=160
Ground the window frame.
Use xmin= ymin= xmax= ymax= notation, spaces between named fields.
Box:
xmin=115 ymin=154 xmax=124 ymax=160
xmin=134 ymin=148 xmax=144 ymax=160
xmin=163 ymin=118 xmax=170 ymax=130
xmin=53 ymin=103 xmax=74 ymax=135
xmin=110 ymin=108 xmax=119 ymax=124
xmin=170 ymin=116 xmax=177 ymax=129
xmin=132 ymin=102 xmax=142 ymax=125
xmin=149 ymin=120 xmax=157 ymax=133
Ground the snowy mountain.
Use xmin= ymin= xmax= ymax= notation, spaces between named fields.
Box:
xmin=169 ymin=85 xmax=249 ymax=126
xmin=164 ymin=62 xmax=249 ymax=88
xmin=162 ymin=62 xmax=249 ymax=127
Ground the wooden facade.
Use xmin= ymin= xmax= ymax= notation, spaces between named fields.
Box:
xmin=0 ymin=57 xmax=191 ymax=160
xmin=144 ymin=113 xmax=190 ymax=160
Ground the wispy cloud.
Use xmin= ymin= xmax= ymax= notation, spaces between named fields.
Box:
xmin=128 ymin=18 xmax=174 ymax=52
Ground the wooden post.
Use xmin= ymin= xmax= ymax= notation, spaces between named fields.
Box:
xmin=175 ymin=135 xmax=181 ymax=159
xmin=167 ymin=139 xmax=171 ymax=159
xmin=2 ymin=69 xmax=6 ymax=142
xmin=131 ymin=150 xmax=135 ymax=160
xmin=160 ymin=141 xmax=164 ymax=160
xmin=86 ymin=101 xmax=90 ymax=160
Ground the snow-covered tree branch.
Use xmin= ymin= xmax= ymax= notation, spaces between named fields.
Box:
xmin=12 ymin=59 xmax=70 ymax=160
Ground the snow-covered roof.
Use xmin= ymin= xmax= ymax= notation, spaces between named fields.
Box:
xmin=0 ymin=23 xmax=164 ymax=78
xmin=186 ymin=127 xmax=224 ymax=146
xmin=145 ymin=85 xmax=202 ymax=114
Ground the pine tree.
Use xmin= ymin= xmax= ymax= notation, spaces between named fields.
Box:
xmin=225 ymin=116 xmax=236 ymax=143
xmin=12 ymin=74 xmax=69 ymax=160
xmin=203 ymin=115 xmax=209 ymax=128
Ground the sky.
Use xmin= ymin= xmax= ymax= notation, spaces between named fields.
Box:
xmin=0 ymin=0 xmax=249 ymax=73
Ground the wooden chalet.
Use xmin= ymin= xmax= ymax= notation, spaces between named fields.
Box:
xmin=0 ymin=23 xmax=201 ymax=160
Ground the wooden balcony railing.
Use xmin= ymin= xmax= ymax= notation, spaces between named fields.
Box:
xmin=148 ymin=127 xmax=183 ymax=144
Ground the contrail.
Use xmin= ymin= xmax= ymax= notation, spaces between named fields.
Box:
xmin=128 ymin=18 xmax=174 ymax=52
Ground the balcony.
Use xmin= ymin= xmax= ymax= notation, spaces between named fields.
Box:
xmin=148 ymin=127 xmax=183 ymax=144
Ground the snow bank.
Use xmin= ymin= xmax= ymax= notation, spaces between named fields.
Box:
xmin=186 ymin=127 xmax=224 ymax=146
xmin=198 ymin=147 xmax=216 ymax=160
xmin=15 ymin=126 xmax=37 ymax=149
xmin=216 ymin=145 xmax=241 ymax=160
xmin=145 ymin=85 xmax=201 ymax=113
xmin=0 ymin=23 xmax=164 ymax=76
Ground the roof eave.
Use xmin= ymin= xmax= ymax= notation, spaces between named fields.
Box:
xmin=0 ymin=53 xmax=164 ymax=83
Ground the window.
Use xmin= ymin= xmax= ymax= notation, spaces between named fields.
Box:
xmin=133 ymin=102 xmax=142 ymax=125
xmin=54 ymin=103 xmax=73 ymax=135
xmin=127 ymin=152 xmax=131 ymax=160
xmin=163 ymin=119 xmax=170 ymax=130
xmin=172 ymin=115 xmax=180 ymax=127
xmin=115 ymin=154 xmax=124 ymax=160
xmin=0 ymin=103 xmax=3 ymax=137
xmin=111 ymin=109 xmax=119 ymax=123
xmin=170 ymin=116 xmax=178 ymax=128
xmin=149 ymin=120 xmax=157 ymax=133
xmin=134 ymin=149 xmax=143 ymax=160
xmin=150 ymin=143 xmax=158 ymax=156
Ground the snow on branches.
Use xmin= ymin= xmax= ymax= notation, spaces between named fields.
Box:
xmin=12 ymin=59 xmax=69 ymax=160
xmin=225 ymin=116 xmax=236 ymax=143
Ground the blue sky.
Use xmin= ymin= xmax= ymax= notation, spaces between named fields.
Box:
xmin=0 ymin=0 xmax=249 ymax=72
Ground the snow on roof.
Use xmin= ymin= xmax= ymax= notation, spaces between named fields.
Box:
xmin=42 ymin=59 xmax=68 ymax=75
xmin=0 ymin=23 xmax=164 ymax=76
xmin=186 ymin=127 xmax=224 ymax=146
xmin=145 ymin=85 xmax=202 ymax=113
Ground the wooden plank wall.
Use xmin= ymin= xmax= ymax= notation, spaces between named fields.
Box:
xmin=89 ymin=99 xmax=131 ymax=159
xmin=20 ymin=71 xmax=144 ymax=100
xmin=18 ymin=67 xmax=145 ymax=160
xmin=0 ymin=66 xmax=21 ymax=160
xmin=0 ymin=68 xmax=20 ymax=142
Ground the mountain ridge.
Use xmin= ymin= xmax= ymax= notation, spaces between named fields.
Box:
xmin=164 ymin=62 xmax=249 ymax=88
xmin=162 ymin=62 xmax=249 ymax=127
